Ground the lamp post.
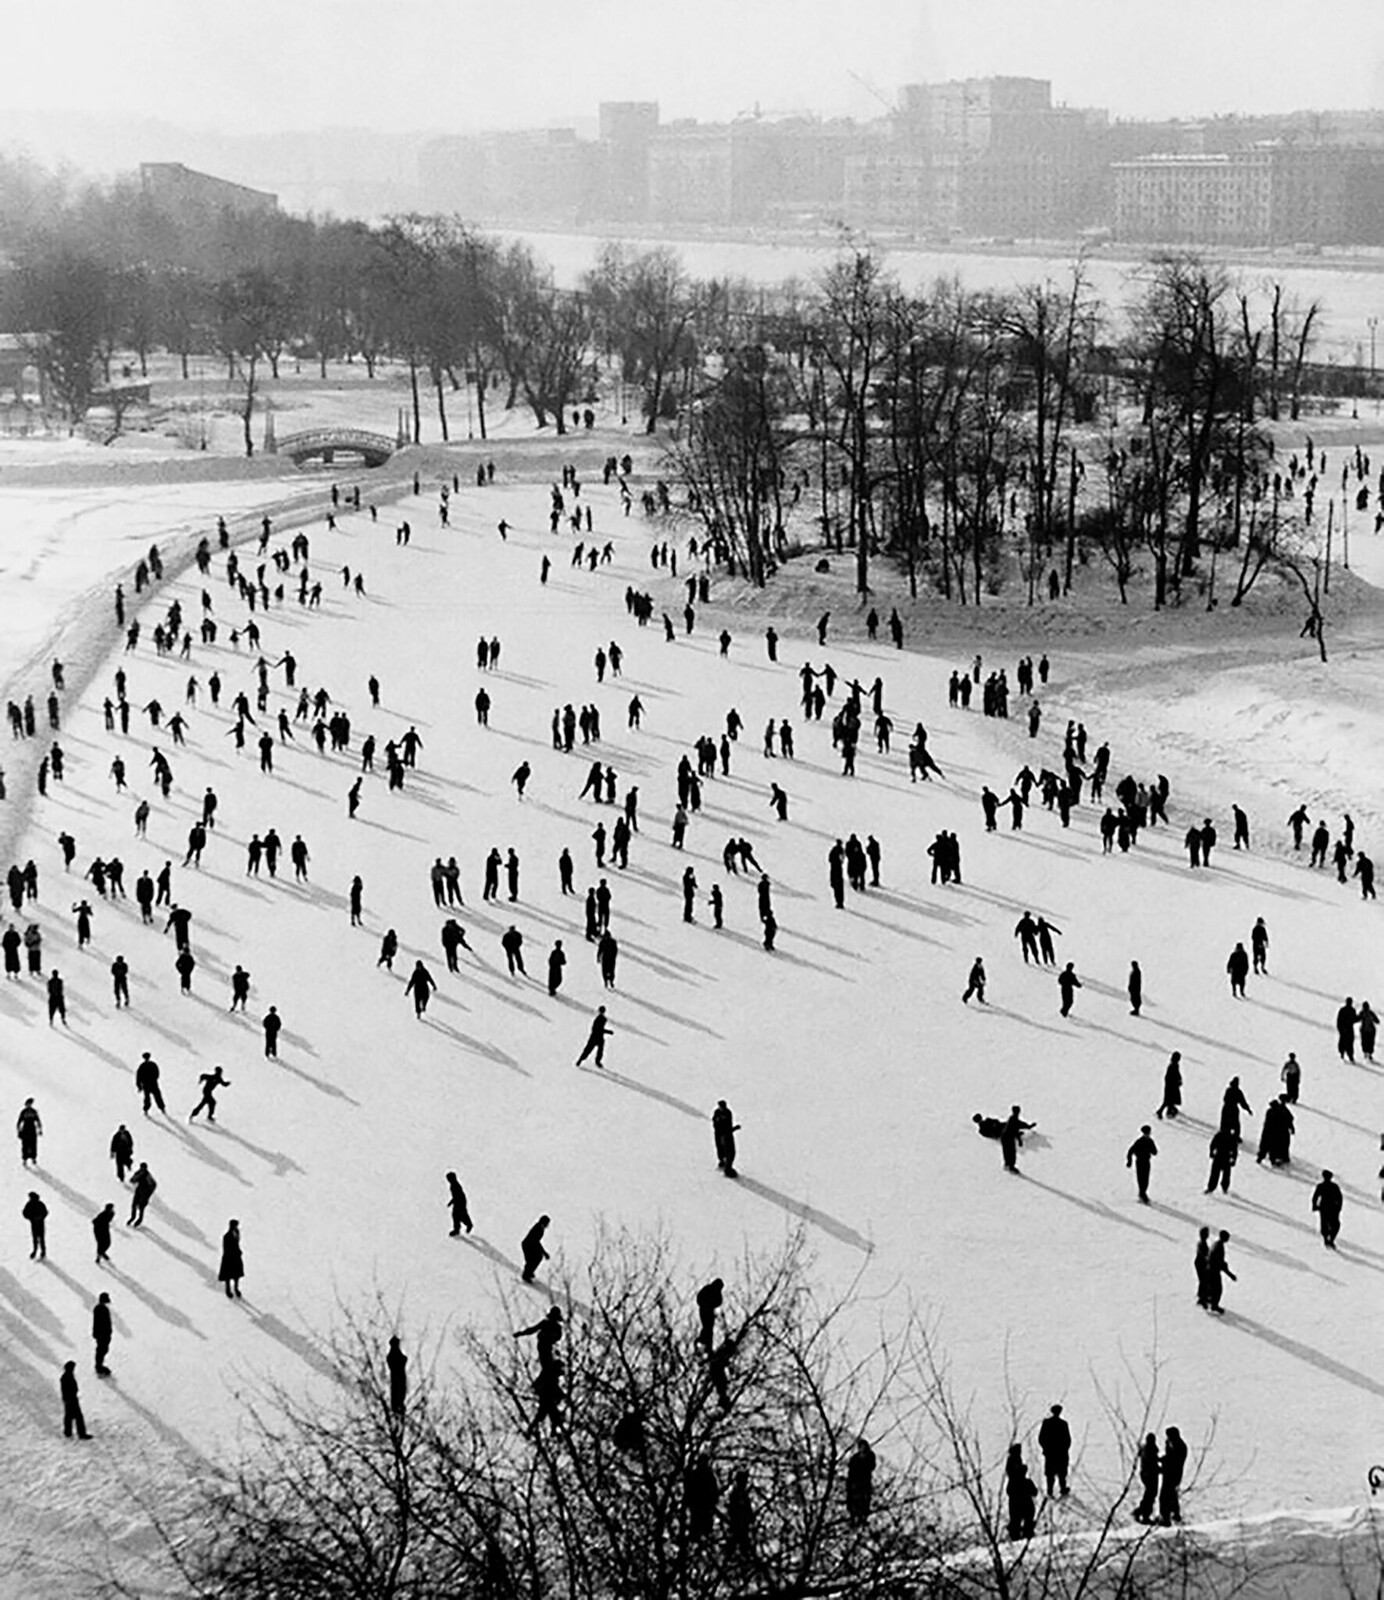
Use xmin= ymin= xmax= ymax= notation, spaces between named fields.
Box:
xmin=1370 ymin=316 xmax=1379 ymax=414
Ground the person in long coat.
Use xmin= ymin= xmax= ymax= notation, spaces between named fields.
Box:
xmin=219 ymin=1219 xmax=244 ymax=1298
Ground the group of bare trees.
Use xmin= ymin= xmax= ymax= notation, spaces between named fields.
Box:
xmin=128 ymin=1232 xmax=1225 ymax=1600
xmin=676 ymin=244 xmax=1328 ymax=612
xmin=2 ymin=152 xmax=1336 ymax=615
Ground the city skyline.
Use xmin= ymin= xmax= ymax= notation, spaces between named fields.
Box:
xmin=6 ymin=0 xmax=1384 ymax=148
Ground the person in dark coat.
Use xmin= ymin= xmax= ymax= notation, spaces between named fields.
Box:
xmin=263 ymin=1006 xmax=282 ymax=1058
xmin=1280 ymin=1052 xmax=1301 ymax=1104
xmin=1156 ymin=1052 xmax=1182 ymax=1120
xmin=712 ymin=1100 xmax=740 ymax=1176
xmin=1204 ymin=1229 xmax=1235 ymax=1313
xmin=846 ymin=1437 xmax=876 ymax=1524
xmin=1312 ymin=1170 xmax=1343 ymax=1249
xmin=575 ymin=1006 xmax=612 ymax=1068
xmin=1159 ymin=1427 xmax=1187 ymax=1525
xmin=546 ymin=939 xmax=565 ymax=995
xmin=446 ymin=1171 xmax=473 ymax=1236
xmin=1057 ymin=963 xmax=1081 ymax=1017
xmin=1133 ymin=1434 xmax=1161 ymax=1521
xmin=128 ymin=1161 xmax=157 ymax=1225
xmin=92 ymin=1203 xmax=115 ymax=1265
xmin=386 ymin=1336 xmax=408 ymax=1415
xmin=516 ymin=1305 xmax=563 ymax=1374
xmin=1126 ymin=1125 xmax=1158 ymax=1202
xmin=961 ymin=956 xmax=986 ymax=1005
xmin=1038 ymin=1404 xmax=1072 ymax=1497
xmin=1194 ymin=1225 xmax=1211 ymax=1308
xmin=1220 ymin=1077 xmax=1251 ymax=1139
xmin=1206 ymin=1128 xmax=1238 ymax=1194
xmin=1337 ymin=998 xmax=1359 ymax=1062
xmin=219 ymin=1219 xmax=244 ymax=1297
xmin=1004 ymin=1444 xmax=1038 ymax=1539
xmin=60 ymin=1361 xmax=90 ymax=1439
xmin=1127 ymin=961 xmax=1143 ymax=1016
xmin=405 ymin=960 xmax=438 ymax=1017
xmin=1000 ymin=1106 xmax=1034 ymax=1173
xmin=520 ymin=1215 xmax=550 ymax=1283
xmin=189 ymin=1066 xmax=230 ymax=1123
xmin=696 ymin=1278 xmax=723 ymax=1351
xmin=92 ymin=1292 xmax=113 ymax=1375
xmin=1226 ymin=943 xmax=1249 ymax=998
xmin=23 ymin=1190 xmax=47 ymax=1258
xmin=16 ymin=1097 xmax=41 ymax=1165
xmin=110 ymin=1124 xmax=134 ymax=1181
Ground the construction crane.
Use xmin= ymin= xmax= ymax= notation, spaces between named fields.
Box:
xmin=847 ymin=70 xmax=895 ymax=113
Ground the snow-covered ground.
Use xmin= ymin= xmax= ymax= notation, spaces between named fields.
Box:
xmin=2 ymin=428 xmax=1384 ymax=1593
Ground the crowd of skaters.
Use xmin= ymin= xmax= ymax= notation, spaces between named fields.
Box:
xmin=1 ymin=448 xmax=1377 ymax=1534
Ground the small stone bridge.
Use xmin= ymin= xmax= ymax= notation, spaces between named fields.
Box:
xmin=275 ymin=427 xmax=396 ymax=466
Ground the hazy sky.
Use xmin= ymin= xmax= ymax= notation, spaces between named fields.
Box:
xmin=9 ymin=0 xmax=1384 ymax=133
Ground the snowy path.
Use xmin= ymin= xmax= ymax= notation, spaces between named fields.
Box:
xmin=1 ymin=459 xmax=1383 ymax=1588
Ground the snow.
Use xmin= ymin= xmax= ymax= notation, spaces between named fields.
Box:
xmin=2 ymin=428 xmax=1384 ymax=1593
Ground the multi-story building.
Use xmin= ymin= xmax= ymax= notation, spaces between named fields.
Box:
xmin=139 ymin=163 xmax=278 ymax=217
xmin=418 ymin=130 xmax=598 ymax=224
xmin=598 ymin=102 xmax=659 ymax=221
xmin=1113 ymin=144 xmax=1384 ymax=246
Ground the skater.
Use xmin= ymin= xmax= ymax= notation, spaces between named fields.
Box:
xmin=1127 ymin=960 xmax=1143 ymax=1017
xmin=1312 ymin=1170 xmax=1343 ymax=1249
xmin=60 ymin=1362 xmax=90 ymax=1439
xmin=696 ymin=1278 xmax=723 ymax=1351
xmin=386 ymin=1337 xmax=408 ymax=1416
xmin=1204 ymin=1229 xmax=1235 ymax=1313
xmin=1206 ymin=1127 xmax=1238 ymax=1194
xmin=1226 ymin=943 xmax=1250 ymax=998
xmin=1133 ymin=1434 xmax=1160 ymax=1522
xmin=189 ymin=1066 xmax=230 ymax=1123
xmin=961 ymin=957 xmax=987 ymax=1005
xmin=92 ymin=1204 xmax=115 ymax=1266
xmin=501 ymin=925 xmax=526 ymax=978
xmin=23 ymin=1189 xmax=47 ymax=1258
xmin=999 ymin=1106 xmax=1034 ymax=1173
xmin=1126 ymin=1125 xmax=1158 ymax=1202
xmin=520 ymin=1215 xmax=550 ymax=1282
xmin=846 ymin=1438 xmax=875 ymax=1525
xmin=1156 ymin=1052 xmax=1183 ymax=1120
xmin=446 ymin=1170 xmax=473 ymax=1236
xmin=546 ymin=939 xmax=566 ymax=995
xmin=1280 ymin=1052 xmax=1301 ymax=1104
xmin=127 ymin=1161 xmax=157 ymax=1225
xmin=92 ymin=1292 xmax=113 ymax=1375
xmin=135 ymin=1052 xmax=166 ymax=1115
xmin=1194 ymin=1225 xmax=1211 ymax=1308
xmin=712 ymin=1099 xmax=740 ymax=1176
xmin=263 ymin=1005 xmax=282 ymax=1058
xmin=110 ymin=1124 xmax=133 ymax=1182
xmin=16 ymin=1097 xmax=41 ymax=1166
xmin=1159 ymin=1428 xmax=1187 ymax=1526
xmin=1250 ymin=917 xmax=1269 ymax=974
xmin=1337 ymin=998 xmax=1358 ymax=1063
xmin=219 ymin=1219 xmax=244 ymax=1298
xmin=1038 ymin=1404 xmax=1071 ymax=1497
xmin=1057 ymin=962 xmax=1081 ymax=1017
xmin=575 ymin=1005 xmax=612 ymax=1068
xmin=405 ymin=960 xmax=438 ymax=1017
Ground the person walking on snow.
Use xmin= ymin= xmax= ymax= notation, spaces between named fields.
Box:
xmin=1126 ymin=1125 xmax=1158 ymax=1202
xmin=405 ymin=960 xmax=438 ymax=1017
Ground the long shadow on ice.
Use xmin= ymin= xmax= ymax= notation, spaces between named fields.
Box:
xmin=1224 ymin=1313 xmax=1384 ymax=1401
xmin=1021 ymin=1174 xmax=1176 ymax=1244
xmin=106 ymin=1262 xmax=208 ymax=1340
xmin=584 ymin=1066 xmax=704 ymax=1121
xmin=735 ymin=1175 xmax=874 ymax=1255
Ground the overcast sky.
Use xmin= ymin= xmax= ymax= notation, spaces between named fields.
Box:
xmin=10 ymin=0 xmax=1384 ymax=133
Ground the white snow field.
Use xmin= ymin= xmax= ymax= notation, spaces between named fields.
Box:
xmin=1 ymin=436 xmax=1383 ymax=1594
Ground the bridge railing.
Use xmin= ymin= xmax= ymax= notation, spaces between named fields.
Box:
xmin=275 ymin=427 xmax=396 ymax=459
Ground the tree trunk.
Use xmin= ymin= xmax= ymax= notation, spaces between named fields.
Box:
xmin=409 ymin=360 xmax=422 ymax=445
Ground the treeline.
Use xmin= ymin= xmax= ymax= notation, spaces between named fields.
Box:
xmin=674 ymin=250 xmax=1329 ymax=609
xmin=0 ymin=153 xmax=1334 ymax=610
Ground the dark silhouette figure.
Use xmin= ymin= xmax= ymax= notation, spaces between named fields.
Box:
xmin=446 ymin=1171 xmax=473 ymax=1235
xmin=1126 ymin=1125 xmax=1158 ymax=1202
xmin=712 ymin=1099 xmax=740 ymax=1176
xmin=386 ymin=1336 xmax=408 ymax=1415
xmin=1038 ymin=1405 xmax=1071 ymax=1496
xmin=846 ymin=1437 xmax=876 ymax=1524
xmin=521 ymin=1215 xmax=551 ymax=1282
xmin=219 ymin=1219 xmax=244 ymax=1297
xmin=1312 ymin=1170 xmax=1343 ymax=1249
xmin=61 ymin=1362 xmax=90 ymax=1439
